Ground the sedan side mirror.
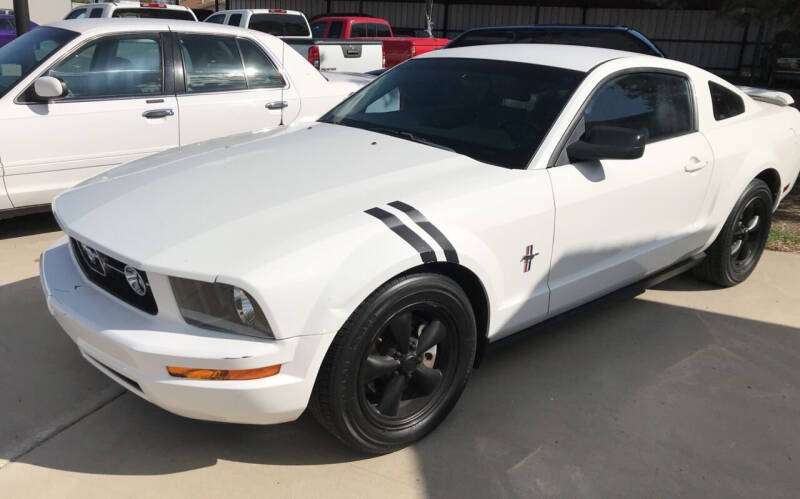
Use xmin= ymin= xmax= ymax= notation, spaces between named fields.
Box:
xmin=33 ymin=76 xmax=68 ymax=101
xmin=566 ymin=125 xmax=646 ymax=162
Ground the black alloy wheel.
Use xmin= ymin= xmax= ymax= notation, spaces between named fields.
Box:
xmin=310 ymin=273 xmax=476 ymax=454
xmin=694 ymin=178 xmax=773 ymax=286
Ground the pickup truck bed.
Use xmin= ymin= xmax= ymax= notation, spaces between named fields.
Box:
xmin=286 ymin=39 xmax=384 ymax=73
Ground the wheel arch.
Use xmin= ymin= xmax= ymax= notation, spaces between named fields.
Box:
xmin=398 ymin=262 xmax=491 ymax=367
xmin=755 ymin=167 xmax=782 ymax=208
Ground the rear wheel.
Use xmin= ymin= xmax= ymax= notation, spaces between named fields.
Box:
xmin=310 ymin=273 xmax=476 ymax=454
xmin=694 ymin=178 xmax=773 ymax=286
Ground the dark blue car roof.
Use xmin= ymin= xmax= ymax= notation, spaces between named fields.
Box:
xmin=446 ymin=24 xmax=665 ymax=58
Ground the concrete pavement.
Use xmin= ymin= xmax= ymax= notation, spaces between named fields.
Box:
xmin=1 ymin=213 xmax=799 ymax=498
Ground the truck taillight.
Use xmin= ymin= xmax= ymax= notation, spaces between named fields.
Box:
xmin=382 ymin=45 xmax=387 ymax=68
xmin=308 ymin=46 xmax=320 ymax=70
xmin=410 ymin=45 xmax=416 ymax=57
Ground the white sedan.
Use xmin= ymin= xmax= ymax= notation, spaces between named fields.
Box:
xmin=0 ymin=19 xmax=369 ymax=218
xmin=41 ymin=44 xmax=800 ymax=453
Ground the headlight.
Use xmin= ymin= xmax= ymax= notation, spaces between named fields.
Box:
xmin=170 ymin=277 xmax=273 ymax=339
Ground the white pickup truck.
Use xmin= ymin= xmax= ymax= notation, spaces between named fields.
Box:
xmin=206 ymin=8 xmax=384 ymax=73
xmin=0 ymin=19 xmax=371 ymax=219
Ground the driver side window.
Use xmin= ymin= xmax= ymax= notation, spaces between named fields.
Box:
xmin=582 ymin=72 xmax=694 ymax=143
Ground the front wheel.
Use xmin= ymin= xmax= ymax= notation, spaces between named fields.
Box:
xmin=694 ymin=178 xmax=773 ymax=286
xmin=309 ymin=273 xmax=476 ymax=454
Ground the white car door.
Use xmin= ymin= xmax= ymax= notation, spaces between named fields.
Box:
xmin=547 ymin=71 xmax=713 ymax=315
xmin=0 ymin=33 xmax=178 ymax=208
xmin=175 ymin=34 xmax=299 ymax=145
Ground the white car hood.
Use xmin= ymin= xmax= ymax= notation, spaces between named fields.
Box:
xmin=53 ymin=123 xmax=484 ymax=280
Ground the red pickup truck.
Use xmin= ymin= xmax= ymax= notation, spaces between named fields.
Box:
xmin=310 ymin=15 xmax=449 ymax=68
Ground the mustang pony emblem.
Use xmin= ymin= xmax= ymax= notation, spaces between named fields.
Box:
xmin=521 ymin=244 xmax=539 ymax=273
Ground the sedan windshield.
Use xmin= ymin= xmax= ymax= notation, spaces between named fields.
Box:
xmin=0 ymin=26 xmax=78 ymax=98
xmin=319 ymin=58 xmax=583 ymax=168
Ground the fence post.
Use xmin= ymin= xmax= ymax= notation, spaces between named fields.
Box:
xmin=735 ymin=18 xmax=750 ymax=79
xmin=12 ymin=0 xmax=30 ymax=35
xmin=442 ymin=0 xmax=449 ymax=38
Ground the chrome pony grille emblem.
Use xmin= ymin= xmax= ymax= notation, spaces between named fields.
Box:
xmin=124 ymin=265 xmax=148 ymax=297
xmin=79 ymin=242 xmax=106 ymax=276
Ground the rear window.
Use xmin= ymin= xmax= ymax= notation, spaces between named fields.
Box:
xmin=709 ymin=81 xmax=745 ymax=121
xmin=449 ymin=28 xmax=661 ymax=56
xmin=89 ymin=8 xmax=104 ymax=18
xmin=248 ymin=13 xmax=309 ymax=37
xmin=112 ymin=8 xmax=195 ymax=21
xmin=65 ymin=8 xmax=88 ymax=19
xmin=205 ymin=13 xmax=225 ymax=24
xmin=351 ymin=22 xmax=390 ymax=38
xmin=311 ymin=21 xmax=326 ymax=38
xmin=227 ymin=13 xmax=242 ymax=26
xmin=0 ymin=18 xmax=13 ymax=30
xmin=328 ymin=21 xmax=343 ymax=38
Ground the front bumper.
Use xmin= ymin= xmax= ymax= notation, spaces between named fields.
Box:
xmin=40 ymin=238 xmax=335 ymax=425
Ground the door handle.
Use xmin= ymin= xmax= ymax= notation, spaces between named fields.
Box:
xmin=265 ymin=101 xmax=288 ymax=110
xmin=142 ymin=109 xmax=174 ymax=119
xmin=684 ymin=157 xmax=707 ymax=172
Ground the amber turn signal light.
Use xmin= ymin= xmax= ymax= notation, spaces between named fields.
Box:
xmin=166 ymin=364 xmax=280 ymax=380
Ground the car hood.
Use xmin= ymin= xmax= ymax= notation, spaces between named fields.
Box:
xmin=53 ymin=123 xmax=487 ymax=280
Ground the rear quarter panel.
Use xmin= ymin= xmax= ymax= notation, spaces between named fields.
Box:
xmin=699 ymin=91 xmax=800 ymax=249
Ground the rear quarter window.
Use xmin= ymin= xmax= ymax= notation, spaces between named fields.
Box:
xmin=709 ymin=81 xmax=745 ymax=121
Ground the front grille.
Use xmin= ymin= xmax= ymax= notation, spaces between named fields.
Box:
xmin=70 ymin=238 xmax=158 ymax=315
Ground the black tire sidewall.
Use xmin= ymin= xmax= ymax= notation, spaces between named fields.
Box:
xmin=717 ymin=180 xmax=773 ymax=285
xmin=327 ymin=274 xmax=476 ymax=453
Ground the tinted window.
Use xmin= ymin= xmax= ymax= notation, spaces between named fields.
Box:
xmin=0 ymin=18 xmax=13 ymax=30
xmin=351 ymin=23 xmax=385 ymax=37
xmin=327 ymin=21 xmax=343 ymax=39
xmin=248 ymin=14 xmax=309 ymax=37
xmin=321 ymin=58 xmax=583 ymax=169
xmin=180 ymin=35 xmax=245 ymax=93
xmin=709 ymin=81 xmax=745 ymax=121
xmin=0 ymin=27 xmax=78 ymax=98
xmin=65 ymin=8 xmax=88 ymax=19
xmin=311 ymin=21 xmax=326 ymax=38
xmin=205 ymin=13 xmax=225 ymax=24
xmin=48 ymin=36 xmax=163 ymax=99
xmin=113 ymin=8 xmax=195 ymax=21
xmin=238 ymin=38 xmax=285 ymax=88
xmin=89 ymin=8 xmax=103 ymax=18
xmin=227 ymin=13 xmax=242 ymax=26
xmin=449 ymin=28 xmax=661 ymax=56
xmin=583 ymin=73 xmax=693 ymax=143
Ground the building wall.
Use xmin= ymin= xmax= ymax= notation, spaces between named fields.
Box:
xmin=0 ymin=0 xmax=73 ymax=24
xmin=227 ymin=0 xmax=777 ymax=77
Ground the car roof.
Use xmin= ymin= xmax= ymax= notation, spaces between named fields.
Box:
xmin=48 ymin=17 xmax=243 ymax=35
xmin=216 ymin=9 xmax=306 ymax=15
xmin=418 ymin=43 xmax=647 ymax=72
xmin=75 ymin=1 xmax=192 ymax=10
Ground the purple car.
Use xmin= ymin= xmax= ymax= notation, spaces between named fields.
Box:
xmin=0 ymin=15 xmax=37 ymax=48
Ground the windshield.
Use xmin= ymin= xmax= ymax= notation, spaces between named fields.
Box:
xmin=0 ymin=26 xmax=78 ymax=98
xmin=249 ymin=13 xmax=310 ymax=37
xmin=320 ymin=58 xmax=583 ymax=169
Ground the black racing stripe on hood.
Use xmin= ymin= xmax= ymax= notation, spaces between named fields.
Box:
xmin=365 ymin=207 xmax=437 ymax=264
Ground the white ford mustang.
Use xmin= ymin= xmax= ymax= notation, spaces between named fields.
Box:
xmin=41 ymin=44 xmax=800 ymax=453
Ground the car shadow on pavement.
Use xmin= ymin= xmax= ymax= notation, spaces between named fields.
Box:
xmin=0 ymin=212 xmax=60 ymax=240
xmin=3 ymin=269 xmax=799 ymax=499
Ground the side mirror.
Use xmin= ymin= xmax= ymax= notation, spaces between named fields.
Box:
xmin=566 ymin=125 xmax=646 ymax=162
xmin=33 ymin=76 xmax=68 ymax=101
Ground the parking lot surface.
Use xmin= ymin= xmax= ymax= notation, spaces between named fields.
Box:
xmin=1 ymin=214 xmax=799 ymax=498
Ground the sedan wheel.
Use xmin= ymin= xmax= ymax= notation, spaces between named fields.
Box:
xmin=694 ymin=178 xmax=773 ymax=286
xmin=310 ymin=273 xmax=476 ymax=454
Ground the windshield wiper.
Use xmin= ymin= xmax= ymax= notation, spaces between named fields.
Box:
xmin=367 ymin=127 xmax=456 ymax=152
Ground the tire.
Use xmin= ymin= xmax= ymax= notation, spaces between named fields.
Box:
xmin=694 ymin=178 xmax=773 ymax=287
xmin=309 ymin=273 xmax=477 ymax=454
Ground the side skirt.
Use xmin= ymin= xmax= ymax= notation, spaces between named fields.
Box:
xmin=479 ymin=252 xmax=706 ymax=363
